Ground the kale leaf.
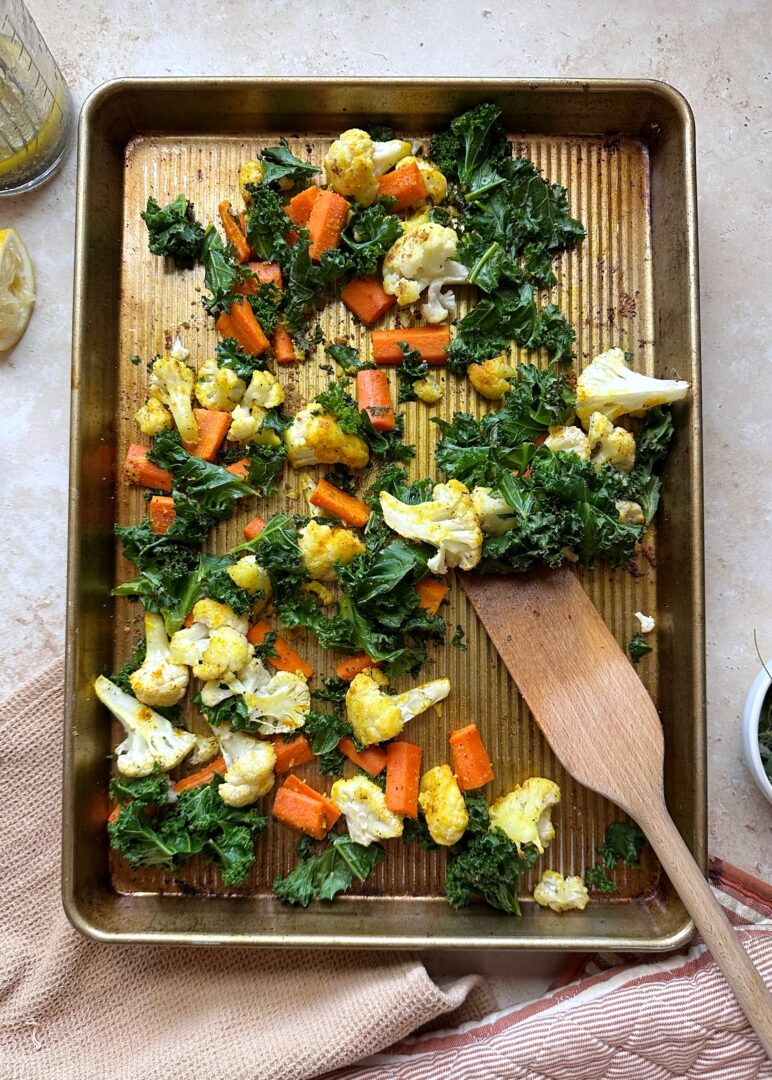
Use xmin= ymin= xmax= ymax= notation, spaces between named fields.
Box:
xmin=273 ymin=835 xmax=384 ymax=906
xmin=596 ymin=821 xmax=647 ymax=870
xmin=396 ymin=343 xmax=429 ymax=403
xmin=259 ymin=140 xmax=320 ymax=187
xmin=445 ymin=830 xmax=540 ymax=915
xmin=584 ymin=864 xmax=617 ymax=893
xmin=148 ymin=429 xmax=255 ymax=522
xmin=141 ymin=194 xmax=206 ymax=268
xmin=628 ymin=633 xmax=653 ymax=664
xmin=342 ymin=201 xmax=403 ymax=278
xmin=215 ymin=337 xmax=272 ymax=378
xmin=428 ymin=102 xmax=510 ymax=188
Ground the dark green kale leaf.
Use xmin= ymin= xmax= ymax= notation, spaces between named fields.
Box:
xmin=628 ymin=633 xmax=653 ymax=664
xmin=141 ymin=194 xmax=206 ymax=268
xmin=109 ymin=772 xmax=172 ymax=808
xmin=248 ymin=281 xmax=283 ymax=337
xmin=365 ymin=466 xmax=434 ymax=509
xmin=148 ymin=429 xmax=255 ymax=521
xmin=273 ymin=835 xmax=385 ymax=906
xmin=596 ymin=821 xmax=647 ymax=869
xmin=281 ymin=234 xmax=349 ymax=331
xmin=259 ymin=139 xmax=320 ymax=187
xmin=396 ymin=343 xmax=429 ymax=403
xmin=366 ymin=124 xmax=395 ymax=141
xmin=302 ymin=709 xmax=352 ymax=775
xmin=445 ymin=830 xmax=540 ymax=915
xmin=200 ymin=226 xmax=252 ymax=316
xmin=311 ymin=677 xmax=348 ymax=705
xmin=342 ymin=201 xmax=403 ymax=278
xmin=244 ymin=184 xmax=292 ymax=263
xmin=606 ymin=407 xmax=675 ymax=524
xmin=584 ymin=863 xmax=617 ymax=893
xmin=451 ymin=625 xmax=467 ymax=651
xmin=215 ymin=337 xmax=272 ymax=378
xmin=110 ymin=638 xmax=148 ymax=695
xmin=428 ymin=102 xmax=511 ymax=188
xmin=402 ymin=816 xmax=440 ymax=849
xmin=323 ymin=465 xmax=357 ymax=495
xmin=315 ymin=380 xmax=414 ymax=463
xmin=325 ymin=343 xmax=375 ymax=375
xmin=463 ymin=794 xmax=491 ymax=834
xmin=220 ymin=440 xmax=288 ymax=498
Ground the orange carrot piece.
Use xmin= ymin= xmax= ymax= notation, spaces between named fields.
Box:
xmin=283 ymin=774 xmax=341 ymax=829
xmin=273 ymin=324 xmax=297 ymax=364
xmin=385 ymin=741 xmax=423 ymax=817
xmin=149 ymin=495 xmax=176 ymax=535
xmin=236 ymin=261 xmax=284 ymax=294
xmin=123 ymin=444 xmax=173 ymax=492
xmin=226 ymin=458 xmax=250 ymax=481
xmin=247 ymin=620 xmax=315 ymax=679
xmin=340 ymin=276 xmax=396 ymax=325
xmin=243 ymin=514 xmax=267 ymax=541
xmin=271 ymin=734 xmax=315 ymax=775
xmin=272 ymin=786 xmax=327 ymax=839
xmin=356 ymin=368 xmax=396 ymax=432
xmin=376 ymin=161 xmax=427 ymax=211
xmin=172 ymin=756 xmax=227 ymax=794
xmin=286 ymin=227 xmax=300 ymax=246
xmin=339 ymin=736 xmax=387 ymax=777
xmin=285 ymin=185 xmax=320 ymax=226
xmin=308 ymin=190 xmax=350 ymax=261
xmin=335 ymin=653 xmax=381 ymax=682
xmin=415 ymin=577 xmax=449 ymax=617
xmin=219 ymin=200 xmax=251 ymax=263
xmin=309 ymin=478 xmax=371 ymax=528
xmin=183 ymin=611 xmax=196 ymax=628
xmin=372 ymin=326 xmax=451 ymax=366
xmin=215 ymin=298 xmax=270 ymax=356
xmin=108 ymin=802 xmax=122 ymax=824
xmin=449 ymin=724 xmax=495 ymax=791
xmin=181 ymin=409 xmax=231 ymax=461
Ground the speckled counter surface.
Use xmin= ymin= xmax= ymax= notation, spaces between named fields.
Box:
xmin=0 ymin=0 xmax=769 ymax=1005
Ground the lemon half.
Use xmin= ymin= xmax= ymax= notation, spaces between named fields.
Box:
xmin=0 ymin=228 xmax=35 ymax=351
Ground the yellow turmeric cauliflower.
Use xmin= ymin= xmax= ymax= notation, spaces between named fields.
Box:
xmin=148 ymin=338 xmax=198 ymax=442
xmin=586 ymin=411 xmax=636 ymax=473
xmin=216 ymin=726 xmax=276 ymax=807
xmin=323 ymin=128 xmax=411 ymax=207
xmin=194 ymin=357 xmax=246 ymax=413
xmin=615 ymin=499 xmax=645 ymax=525
xmin=379 ymin=479 xmax=483 ymax=575
xmin=468 ymin=355 xmax=516 ymax=400
xmin=135 ymin=398 xmax=173 ymax=436
xmin=228 ymin=370 xmax=285 ymax=444
xmin=284 ymin=404 xmax=370 ymax=470
xmin=533 ymin=869 xmax=589 ymax=912
xmin=168 ymin=599 xmax=252 ymax=683
xmin=418 ymin=765 xmax=469 ymax=847
xmin=227 ymin=555 xmax=272 ymax=613
xmin=489 ymin=777 xmax=561 ymax=855
xmin=298 ymin=520 xmax=365 ymax=582
xmin=576 ymin=348 xmax=689 ymax=427
xmin=331 ymin=775 xmax=404 ymax=846
xmin=412 ymin=375 xmax=444 ymax=404
xmin=239 ymin=159 xmax=265 ymax=202
xmin=345 ymin=670 xmax=451 ymax=747
xmin=544 ymin=425 xmax=591 ymax=460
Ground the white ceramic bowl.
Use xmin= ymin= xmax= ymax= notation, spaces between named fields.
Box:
xmin=742 ymin=662 xmax=772 ymax=805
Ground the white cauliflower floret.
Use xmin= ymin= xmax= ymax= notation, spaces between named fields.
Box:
xmin=200 ymin=657 xmax=310 ymax=735
xmin=148 ymin=338 xmax=199 ymax=442
xmin=470 ymin=486 xmax=517 ymax=535
xmin=534 ymin=870 xmax=589 ymax=912
xmin=418 ymin=765 xmax=469 ymax=847
xmin=346 ymin=670 xmax=450 ymax=747
xmin=544 ymin=425 xmax=591 ymax=461
xmin=489 ymin=778 xmax=561 ymax=855
xmin=323 ymin=128 xmax=411 ymax=206
xmin=228 ymin=369 xmax=285 ymax=444
xmin=135 ymin=398 xmax=173 ymax=436
xmin=635 ymin=611 xmax=656 ymax=634
xmin=227 ymin=555 xmax=272 ymax=612
xmin=190 ymin=733 xmax=221 ymax=766
xmin=586 ymin=411 xmax=636 ymax=473
xmin=412 ymin=375 xmax=443 ymax=404
xmin=468 ymin=355 xmax=516 ymax=400
xmin=239 ymin=158 xmax=265 ymax=202
xmin=128 ymin=612 xmax=189 ymax=708
xmin=576 ymin=348 xmax=689 ymax=428
xmin=94 ymin=675 xmax=196 ymax=777
xmin=330 ymin=775 xmax=403 ymax=846
xmin=284 ymin=404 xmax=370 ymax=470
xmin=216 ymin=725 xmax=276 ymax=806
xmin=298 ymin=520 xmax=366 ymax=582
xmin=168 ymin=599 xmax=251 ymax=682
xmin=382 ymin=223 xmax=468 ymax=323
xmin=394 ymin=155 xmax=448 ymax=204
xmin=380 ymin=479 xmax=483 ymax=575
xmin=616 ymin=499 xmax=645 ymax=525
xmin=194 ymin=357 xmax=246 ymax=413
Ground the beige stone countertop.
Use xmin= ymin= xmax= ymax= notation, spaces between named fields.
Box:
xmin=0 ymin=0 xmax=769 ymax=1008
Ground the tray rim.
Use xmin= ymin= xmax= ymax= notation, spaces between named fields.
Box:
xmin=63 ymin=75 xmax=705 ymax=950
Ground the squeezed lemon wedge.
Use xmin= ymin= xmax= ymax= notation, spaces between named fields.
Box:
xmin=0 ymin=228 xmax=35 ymax=350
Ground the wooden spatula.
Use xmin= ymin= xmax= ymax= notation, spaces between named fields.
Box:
xmin=461 ymin=566 xmax=772 ymax=1053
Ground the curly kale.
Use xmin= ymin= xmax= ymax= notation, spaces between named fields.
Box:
xmin=273 ymin=835 xmax=384 ymax=906
xmin=445 ymin=830 xmax=540 ymax=915
xmin=141 ymin=194 xmax=206 ymax=267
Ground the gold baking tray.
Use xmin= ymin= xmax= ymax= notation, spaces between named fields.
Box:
xmin=63 ymin=78 xmax=704 ymax=948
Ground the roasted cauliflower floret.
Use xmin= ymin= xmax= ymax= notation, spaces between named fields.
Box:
xmin=534 ymin=869 xmax=589 ymax=912
xmin=330 ymin=775 xmax=404 ymax=846
xmin=470 ymin=486 xmax=517 ymax=535
xmin=302 ymin=581 xmax=335 ymax=606
xmin=194 ymin=357 xmax=246 ymax=413
xmin=216 ymin=725 xmax=276 ymax=807
xmin=635 ymin=611 xmax=656 ymax=634
xmin=323 ymin=128 xmax=411 ymax=206
xmin=135 ymin=397 xmax=173 ymax=436
xmin=489 ymin=777 xmax=561 ymax=855
xmin=168 ymin=599 xmax=251 ymax=683
xmin=190 ymin=733 xmax=221 ymax=766
xmin=94 ymin=676 xmax=196 ymax=777
xmin=345 ymin=669 xmax=451 ymax=747
xmin=394 ymin=155 xmax=448 ymax=204
xmin=284 ymin=404 xmax=370 ymax=470
xmin=148 ymin=338 xmax=199 ymax=442
xmin=382 ymin=223 xmax=469 ymax=323
xmin=615 ymin=499 xmax=645 ymax=525
xmin=228 ymin=369 xmax=285 ymax=444
xmin=468 ymin=355 xmax=516 ymax=400
xmin=586 ymin=411 xmax=636 ymax=473
xmin=544 ymin=425 xmax=592 ymax=461
xmin=298 ymin=520 xmax=366 ymax=582
xmin=128 ymin=613 xmax=189 ymax=708
xmin=200 ymin=657 xmax=310 ymax=735
xmin=227 ymin=555 xmax=272 ymax=608
xmin=576 ymin=348 xmax=689 ymax=428
xmin=412 ymin=375 xmax=444 ymax=404
xmin=379 ymin=479 xmax=483 ymax=575
xmin=418 ymin=765 xmax=469 ymax=847
xmin=239 ymin=159 xmax=265 ymax=202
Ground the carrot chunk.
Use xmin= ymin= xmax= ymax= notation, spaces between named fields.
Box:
xmin=272 ymin=786 xmax=327 ymax=839
xmin=283 ymin=774 xmax=341 ymax=829
xmin=356 ymin=368 xmax=396 ymax=432
xmin=271 ymin=734 xmax=315 ymax=774
xmin=173 ymin=756 xmax=227 ymax=794
xmin=339 ymin=737 xmax=387 ymax=777
xmin=148 ymin=495 xmax=176 ymax=535
xmin=309 ymin=478 xmax=371 ymax=528
xmin=335 ymin=653 xmax=381 ymax=682
xmin=181 ymin=409 xmax=231 ymax=461
xmin=225 ymin=458 xmax=250 ymax=481
xmin=341 ymin=276 xmax=396 ymax=325
xmin=215 ymin=298 xmax=270 ymax=355
xmin=385 ymin=741 xmax=423 ymax=817
xmin=123 ymin=444 xmax=173 ymax=492
xmin=247 ymin=620 xmax=315 ymax=679
xmin=243 ymin=515 xmax=267 ymax=541
xmin=449 ymin=724 xmax=495 ymax=791
xmin=372 ymin=326 xmax=450 ymax=366
xmin=416 ymin=577 xmax=449 ymax=617
xmin=308 ymin=190 xmax=350 ymax=261
xmin=285 ymin=185 xmax=321 ymax=226
xmin=218 ymin=200 xmax=251 ymax=263
xmin=236 ymin=261 xmax=283 ymax=294
xmin=273 ymin=324 xmax=297 ymax=363
xmin=376 ymin=161 xmax=427 ymax=211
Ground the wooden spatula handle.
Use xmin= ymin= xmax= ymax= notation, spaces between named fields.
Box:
xmin=641 ymin=800 xmax=772 ymax=1055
